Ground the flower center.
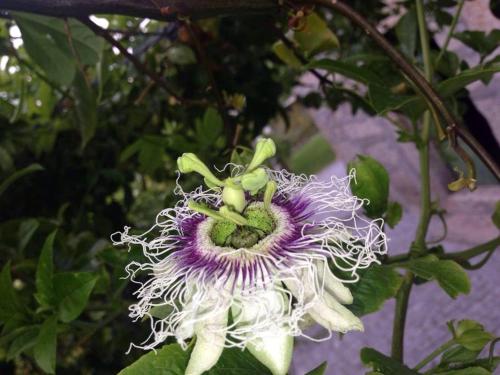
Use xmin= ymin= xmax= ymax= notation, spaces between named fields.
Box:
xmin=209 ymin=203 xmax=276 ymax=249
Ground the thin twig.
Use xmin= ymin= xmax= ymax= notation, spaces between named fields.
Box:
xmin=79 ymin=17 xmax=206 ymax=107
xmin=184 ymin=21 xmax=234 ymax=145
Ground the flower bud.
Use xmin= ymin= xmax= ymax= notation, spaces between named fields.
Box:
xmin=246 ymin=138 xmax=276 ymax=172
xmin=241 ymin=168 xmax=269 ymax=194
xmin=264 ymin=180 xmax=277 ymax=210
xmin=177 ymin=153 xmax=223 ymax=187
xmin=222 ymin=180 xmax=246 ymax=213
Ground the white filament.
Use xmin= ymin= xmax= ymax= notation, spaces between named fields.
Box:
xmin=111 ymin=168 xmax=387 ymax=352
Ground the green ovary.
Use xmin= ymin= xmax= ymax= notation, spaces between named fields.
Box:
xmin=209 ymin=205 xmax=276 ymax=248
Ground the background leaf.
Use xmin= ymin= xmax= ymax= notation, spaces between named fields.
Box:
xmin=35 ymin=230 xmax=57 ymax=308
xmin=348 ymin=155 xmax=390 ymax=218
xmin=53 ymin=272 xmax=97 ymax=322
xmin=34 ymin=315 xmax=58 ymax=374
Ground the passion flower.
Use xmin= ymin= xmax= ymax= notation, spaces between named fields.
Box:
xmin=112 ymin=139 xmax=386 ymax=375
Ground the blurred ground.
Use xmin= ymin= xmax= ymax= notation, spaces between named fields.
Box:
xmin=290 ymin=2 xmax=500 ymax=373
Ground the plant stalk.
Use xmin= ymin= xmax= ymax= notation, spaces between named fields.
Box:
xmin=413 ymin=339 xmax=455 ymax=370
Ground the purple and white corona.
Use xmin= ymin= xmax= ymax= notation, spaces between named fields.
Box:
xmin=112 ymin=138 xmax=387 ymax=375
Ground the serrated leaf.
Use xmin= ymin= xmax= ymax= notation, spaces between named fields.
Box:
xmin=349 ymin=265 xmax=403 ymax=316
xmin=406 ymin=255 xmax=471 ymax=298
xmin=35 ymin=230 xmax=57 ymax=308
xmin=53 ymin=272 xmax=97 ymax=322
xmin=360 ymin=348 xmax=420 ymax=375
xmin=306 ymin=361 xmax=328 ymax=375
xmin=34 ymin=315 xmax=58 ymax=374
xmin=348 ymin=155 xmax=390 ymax=218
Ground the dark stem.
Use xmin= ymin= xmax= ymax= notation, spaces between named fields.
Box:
xmin=391 ymin=272 xmax=414 ymax=360
xmin=79 ymin=16 xmax=205 ymax=107
xmin=0 ymin=0 xmax=277 ymax=21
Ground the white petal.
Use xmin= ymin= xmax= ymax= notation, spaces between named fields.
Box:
xmin=309 ymin=291 xmax=363 ymax=332
xmin=285 ymin=274 xmax=363 ymax=333
xmin=246 ymin=327 xmax=293 ymax=375
xmin=185 ymin=308 xmax=228 ymax=375
xmin=316 ymin=261 xmax=353 ymax=305
xmin=232 ymin=288 xmax=293 ymax=375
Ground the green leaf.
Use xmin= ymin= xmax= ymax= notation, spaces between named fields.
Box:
xmin=166 ymin=44 xmax=197 ymax=65
xmin=294 ymin=13 xmax=340 ymax=57
xmin=206 ymin=348 xmax=272 ymax=374
xmin=368 ymin=65 xmax=500 ymax=118
xmin=34 ymin=315 xmax=58 ymax=374
xmin=307 ymin=59 xmax=383 ymax=86
xmin=360 ymin=348 xmax=420 ymax=375
xmin=289 ymin=134 xmax=336 ymax=175
xmin=118 ymin=343 xmax=190 ymax=375
xmin=437 ymin=367 xmax=491 ymax=375
xmin=0 ymin=163 xmax=44 ymax=197
xmin=53 ymin=272 xmax=97 ymax=322
xmin=406 ymin=255 xmax=471 ymax=298
xmin=6 ymin=326 xmax=39 ymax=360
xmin=348 ymin=155 xmax=390 ymax=218
xmin=305 ymin=361 xmax=328 ymax=375
xmin=17 ymin=218 xmax=39 ymax=253
xmin=12 ymin=13 xmax=103 ymax=86
xmin=349 ymin=265 xmax=403 ymax=316
xmin=0 ymin=262 xmax=24 ymax=320
xmin=197 ymin=107 xmax=223 ymax=147
xmin=35 ymin=230 xmax=57 ymax=308
xmin=395 ymin=6 xmax=417 ymax=58
xmin=455 ymin=320 xmax=494 ymax=352
xmin=385 ymin=201 xmax=403 ymax=228
xmin=72 ymin=70 xmax=97 ymax=149
xmin=492 ymin=201 xmax=500 ymax=229
xmin=441 ymin=345 xmax=480 ymax=365
xmin=272 ymin=41 xmax=302 ymax=68
xmin=454 ymin=30 xmax=500 ymax=57
xmin=118 ymin=344 xmax=272 ymax=375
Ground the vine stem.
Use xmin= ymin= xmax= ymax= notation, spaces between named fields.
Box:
xmin=435 ymin=0 xmax=465 ymax=66
xmin=301 ymin=0 xmax=500 ymax=181
xmin=390 ymin=0 xmax=435 ymax=361
xmin=441 ymin=236 xmax=500 ymax=261
xmin=413 ymin=339 xmax=455 ymax=370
